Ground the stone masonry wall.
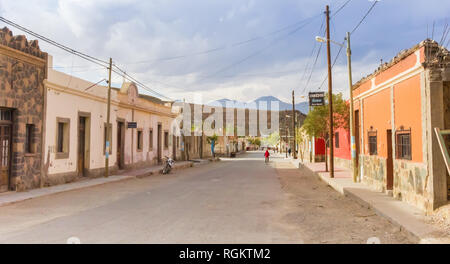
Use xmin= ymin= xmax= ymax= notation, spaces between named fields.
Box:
xmin=361 ymin=155 xmax=386 ymax=191
xmin=393 ymin=160 xmax=429 ymax=211
xmin=0 ymin=27 xmax=47 ymax=191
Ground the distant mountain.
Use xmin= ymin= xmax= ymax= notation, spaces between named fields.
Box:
xmin=208 ymin=96 xmax=309 ymax=114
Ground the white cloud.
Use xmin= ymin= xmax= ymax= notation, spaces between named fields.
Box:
xmin=0 ymin=0 xmax=449 ymax=103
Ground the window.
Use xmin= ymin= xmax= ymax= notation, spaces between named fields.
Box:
xmin=368 ymin=131 xmax=377 ymax=155
xmin=137 ymin=130 xmax=143 ymax=151
xmin=397 ymin=133 xmax=412 ymax=160
xmin=335 ymin=132 xmax=339 ymax=148
xmin=164 ymin=131 xmax=169 ymax=149
xmin=149 ymin=129 xmax=153 ymax=150
xmin=25 ymin=124 xmax=35 ymax=154
xmin=103 ymin=123 xmax=112 ymax=155
xmin=56 ymin=118 xmax=70 ymax=159
xmin=0 ymin=109 xmax=12 ymax=121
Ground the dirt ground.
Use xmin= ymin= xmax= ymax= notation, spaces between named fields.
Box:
xmin=273 ymin=161 xmax=414 ymax=244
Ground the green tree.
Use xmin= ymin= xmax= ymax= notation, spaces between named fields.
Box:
xmin=262 ymin=132 xmax=280 ymax=147
xmin=302 ymin=92 xmax=349 ymax=138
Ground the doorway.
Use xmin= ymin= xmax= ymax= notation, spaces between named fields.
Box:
xmin=117 ymin=121 xmax=125 ymax=169
xmin=157 ymin=124 xmax=162 ymax=164
xmin=386 ymin=129 xmax=394 ymax=190
xmin=77 ymin=116 xmax=87 ymax=177
xmin=0 ymin=123 xmax=12 ymax=192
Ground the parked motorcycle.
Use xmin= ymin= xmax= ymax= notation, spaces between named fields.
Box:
xmin=162 ymin=156 xmax=174 ymax=174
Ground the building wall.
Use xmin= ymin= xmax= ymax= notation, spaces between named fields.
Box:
xmin=0 ymin=28 xmax=47 ymax=191
xmin=44 ymin=63 xmax=119 ymax=184
xmin=351 ymin=42 xmax=449 ymax=212
xmin=44 ymin=60 xmax=175 ymax=185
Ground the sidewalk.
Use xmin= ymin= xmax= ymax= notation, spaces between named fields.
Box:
xmin=0 ymin=160 xmax=199 ymax=208
xmin=297 ymin=161 xmax=450 ymax=243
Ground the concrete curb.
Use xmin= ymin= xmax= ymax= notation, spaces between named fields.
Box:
xmin=0 ymin=159 xmax=213 ymax=208
xmin=300 ymin=162 xmax=450 ymax=244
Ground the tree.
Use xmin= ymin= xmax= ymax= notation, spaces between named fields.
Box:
xmin=302 ymin=92 xmax=349 ymax=138
xmin=248 ymin=137 xmax=262 ymax=147
xmin=262 ymin=132 xmax=280 ymax=147
xmin=296 ymin=127 xmax=308 ymax=162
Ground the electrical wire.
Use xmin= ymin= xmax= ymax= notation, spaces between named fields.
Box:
xmin=197 ymin=13 xmax=322 ymax=82
xmin=0 ymin=16 xmax=109 ymax=68
xmin=120 ymin=12 xmax=323 ymax=65
xmin=351 ymin=0 xmax=378 ymax=34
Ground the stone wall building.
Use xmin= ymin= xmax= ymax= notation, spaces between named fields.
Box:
xmin=0 ymin=27 xmax=47 ymax=192
xmin=349 ymin=39 xmax=450 ymax=212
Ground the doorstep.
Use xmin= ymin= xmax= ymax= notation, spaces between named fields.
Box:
xmin=301 ymin=162 xmax=450 ymax=244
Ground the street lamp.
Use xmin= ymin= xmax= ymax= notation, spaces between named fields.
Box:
xmin=316 ymin=32 xmax=358 ymax=182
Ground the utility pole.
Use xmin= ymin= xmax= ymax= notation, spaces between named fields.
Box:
xmin=325 ymin=5 xmax=334 ymax=178
xmin=346 ymin=32 xmax=357 ymax=182
xmin=105 ymin=58 xmax=112 ymax=177
xmin=285 ymin=116 xmax=288 ymax=158
xmin=292 ymin=90 xmax=297 ymax=159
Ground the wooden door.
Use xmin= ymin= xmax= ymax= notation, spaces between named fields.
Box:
xmin=77 ymin=117 xmax=86 ymax=177
xmin=0 ymin=125 xmax=12 ymax=192
xmin=117 ymin=122 xmax=124 ymax=169
xmin=386 ymin=130 xmax=394 ymax=190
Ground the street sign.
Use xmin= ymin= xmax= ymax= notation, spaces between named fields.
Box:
xmin=127 ymin=122 xmax=137 ymax=129
xmin=309 ymin=92 xmax=325 ymax=106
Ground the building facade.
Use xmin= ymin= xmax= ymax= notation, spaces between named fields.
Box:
xmin=43 ymin=56 xmax=176 ymax=186
xmin=0 ymin=27 xmax=47 ymax=192
xmin=333 ymin=39 xmax=449 ymax=212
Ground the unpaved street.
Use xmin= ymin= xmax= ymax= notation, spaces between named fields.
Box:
xmin=0 ymin=152 xmax=412 ymax=243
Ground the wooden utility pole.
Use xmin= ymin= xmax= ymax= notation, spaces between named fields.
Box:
xmin=325 ymin=5 xmax=334 ymax=178
xmin=105 ymin=58 xmax=112 ymax=177
xmin=292 ymin=90 xmax=297 ymax=159
xmin=346 ymin=32 xmax=358 ymax=182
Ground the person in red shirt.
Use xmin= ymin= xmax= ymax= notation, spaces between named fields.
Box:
xmin=264 ymin=150 xmax=270 ymax=164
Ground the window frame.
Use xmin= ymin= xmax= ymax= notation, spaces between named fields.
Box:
xmin=55 ymin=117 xmax=70 ymax=159
xmin=137 ymin=129 xmax=143 ymax=151
xmin=368 ymin=130 xmax=377 ymax=156
xmin=25 ymin=124 xmax=36 ymax=154
xmin=164 ymin=131 xmax=169 ymax=149
xmin=396 ymin=128 xmax=412 ymax=160
xmin=149 ymin=128 xmax=153 ymax=151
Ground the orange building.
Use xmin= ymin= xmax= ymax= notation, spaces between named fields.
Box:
xmin=348 ymin=39 xmax=449 ymax=212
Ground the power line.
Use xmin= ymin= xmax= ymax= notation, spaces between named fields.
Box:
xmin=120 ymin=13 xmax=323 ymax=65
xmin=351 ymin=0 xmax=378 ymax=34
xmin=332 ymin=0 xmax=352 ymax=18
xmin=112 ymin=64 xmax=173 ymax=101
xmin=0 ymin=16 xmax=173 ymax=101
xmin=317 ymin=0 xmax=378 ymax=91
xmin=197 ymin=13 xmax=322 ymax=82
xmin=0 ymin=16 xmax=109 ymax=68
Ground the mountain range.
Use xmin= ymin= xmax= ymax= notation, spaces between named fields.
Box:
xmin=208 ymin=96 xmax=309 ymax=114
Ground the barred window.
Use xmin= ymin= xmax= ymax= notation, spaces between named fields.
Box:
xmin=368 ymin=131 xmax=377 ymax=155
xmin=397 ymin=133 xmax=411 ymax=160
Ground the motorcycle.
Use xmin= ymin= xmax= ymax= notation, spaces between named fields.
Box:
xmin=162 ymin=156 xmax=175 ymax=174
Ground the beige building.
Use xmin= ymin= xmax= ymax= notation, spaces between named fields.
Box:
xmin=43 ymin=56 xmax=176 ymax=186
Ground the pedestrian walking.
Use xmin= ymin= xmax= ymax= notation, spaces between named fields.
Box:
xmin=264 ymin=149 xmax=270 ymax=164
xmin=288 ymin=148 xmax=291 ymax=157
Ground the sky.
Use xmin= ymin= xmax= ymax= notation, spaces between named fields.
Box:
xmin=0 ymin=0 xmax=449 ymax=103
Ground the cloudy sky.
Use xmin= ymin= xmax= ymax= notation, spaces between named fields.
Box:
xmin=1 ymin=0 xmax=449 ymax=103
